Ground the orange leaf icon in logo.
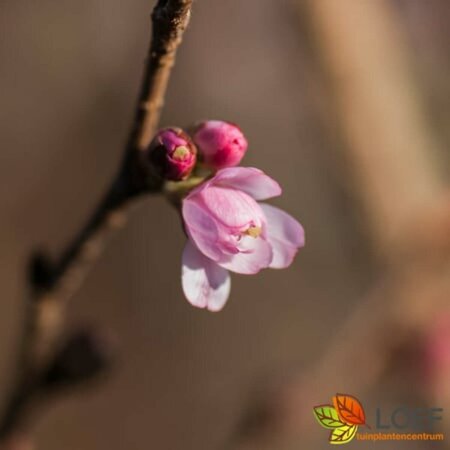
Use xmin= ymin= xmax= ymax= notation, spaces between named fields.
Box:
xmin=332 ymin=394 xmax=366 ymax=426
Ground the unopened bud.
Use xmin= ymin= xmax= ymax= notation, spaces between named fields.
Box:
xmin=147 ymin=128 xmax=197 ymax=181
xmin=193 ymin=120 xmax=248 ymax=169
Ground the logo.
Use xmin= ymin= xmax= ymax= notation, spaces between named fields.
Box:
xmin=314 ymin=393 xmax=445 ymax=444
xmin=313 ymin=393 xmax=367 ymax=444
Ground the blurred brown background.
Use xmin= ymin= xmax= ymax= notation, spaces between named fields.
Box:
xmin=0 ymin=1 xmax=449 ymax=449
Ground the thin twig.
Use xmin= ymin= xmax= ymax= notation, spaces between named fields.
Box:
xmin=130 ymin=0 xmax=192 ymax=152
xmin=0 ymin=0 xmax=193 ymax=442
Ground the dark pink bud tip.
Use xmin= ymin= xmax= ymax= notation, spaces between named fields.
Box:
xmin=193 ymin=120 xmax=248 ymax=170
xmin=147 ymin=127 xmax=197 ymax=181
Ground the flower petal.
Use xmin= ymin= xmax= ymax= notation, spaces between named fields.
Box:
xmin=260 ymin=203 xmax=305 ymax=269
xmin=218 ymin=237 xmax=273 ymax=274
xmin=182 ymin=240 xmax=231 ymax=312
xmin=198 ymin=186 xmax=265 ymax=229
xmin=182 ymin=198 xmax=222 ymax=261
xmin=213 ymin=167 xmax=282 ymax=200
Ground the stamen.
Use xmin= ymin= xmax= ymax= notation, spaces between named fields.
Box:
xmin=244 ymin=226 xmax=262 ymax=238
xmin=172 ymin=146 xmax=190 ymax=160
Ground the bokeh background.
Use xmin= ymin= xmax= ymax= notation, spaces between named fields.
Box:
xmin=0 ymin=0 xmax=449 ymax=449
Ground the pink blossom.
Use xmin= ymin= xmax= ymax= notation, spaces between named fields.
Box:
xmin=147 ymin=128 xmax=197 ymax=181
xmin=193 ymin=120 xmax=248 ymax=169
xmin=181 ymin=167 xmax=305 ymax=311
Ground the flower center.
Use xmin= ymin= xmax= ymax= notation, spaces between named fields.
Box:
xmin=244 ymin=226 xmax=262 ymax=238
xmin=172 ymin=146 xmax=190 ymax=160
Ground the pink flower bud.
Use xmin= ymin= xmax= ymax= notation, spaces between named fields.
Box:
xmin=193 ymin=120 xmax=248 ymax=169
xmin=147 ymin=128 xmax=197 ymax=181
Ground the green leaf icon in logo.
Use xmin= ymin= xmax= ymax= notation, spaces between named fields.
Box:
xmin=313 ymin=405 xmax=345 ymax=429
xmin=329 ymin=424 xmax=358 ymax=445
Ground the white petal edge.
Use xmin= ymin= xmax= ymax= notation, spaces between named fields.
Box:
xmin=218 ymin=236 xmax=273 ymax=274
xmin=260 ymin=203 xmax=305 ymax=269
xmin=182 ymin=240 xmax=231 ymax=312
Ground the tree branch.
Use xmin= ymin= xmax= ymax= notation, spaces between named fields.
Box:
xmin=0 ymin=0 xmax=193 ymax=443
